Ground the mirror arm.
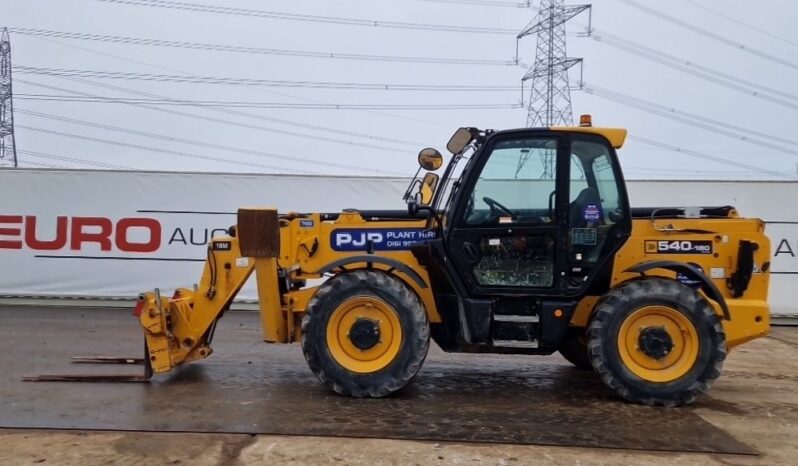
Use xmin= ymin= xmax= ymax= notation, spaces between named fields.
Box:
xmin=402 ymin=168 xmax=422 ymax=202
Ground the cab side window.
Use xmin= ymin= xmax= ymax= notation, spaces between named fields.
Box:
xmin=568 ymin=140 xmax=623 ymax=264
xmin=464 ymin=138 xmax=557 ymax=226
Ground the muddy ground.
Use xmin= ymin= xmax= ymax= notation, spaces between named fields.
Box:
xmin=0 ymin=306 xmax=795 ymax=465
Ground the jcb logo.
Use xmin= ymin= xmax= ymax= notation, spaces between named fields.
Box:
xmin=645 ymin=240 xmax=713 ymax=255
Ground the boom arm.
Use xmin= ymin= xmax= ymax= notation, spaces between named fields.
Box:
xmin=136 ymin=209 xmax=285 ymax=374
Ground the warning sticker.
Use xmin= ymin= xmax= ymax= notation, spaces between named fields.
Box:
xmin=676 ymin=263 xmax=704 ymax=287
xmin=572 ymin=228 xmax=597 ymax=246
xmin=583 ymin=204 xmax=602 ymax=222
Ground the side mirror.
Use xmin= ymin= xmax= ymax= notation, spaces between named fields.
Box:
xmin=419 ymin=172 xmax=439 ymax=206
xmin=447 ymin=128 xmax=475 ymax=154
xmin=418 ymin=148 xmax=443 ymax=171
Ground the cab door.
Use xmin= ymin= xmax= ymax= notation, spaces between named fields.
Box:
xmin=445 ymin=132 xmax=568 ymax=295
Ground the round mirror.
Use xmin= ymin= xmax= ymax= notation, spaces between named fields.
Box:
xmin=418 ymin=148 xmax=444 ymax=171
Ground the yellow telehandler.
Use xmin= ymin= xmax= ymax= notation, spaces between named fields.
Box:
xmin=28 ymin=117 xmax=771 ymax=406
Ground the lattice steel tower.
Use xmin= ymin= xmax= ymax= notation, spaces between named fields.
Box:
xmin=1 ymin=28 xmax=18 ymax=168
xmin=518 ymin=1 xmax=590 ymax=128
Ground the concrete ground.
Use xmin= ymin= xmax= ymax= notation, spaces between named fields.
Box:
xmin=0 ymin=307 xmax=796 ymax=465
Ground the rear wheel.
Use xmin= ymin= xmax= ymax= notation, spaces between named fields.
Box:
xmin=587 ymin=278 xmax=726 ymax=406
xmin=301 ymin=270 xmax=430 ymax=398
xmin=558 ymin=327 xmax=592 ymax=370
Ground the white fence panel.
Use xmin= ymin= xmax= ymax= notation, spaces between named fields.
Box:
xmin=1 ymin=170 xmax=795 ymax=316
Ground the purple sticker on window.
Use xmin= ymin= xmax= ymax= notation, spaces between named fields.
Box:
xmin=583 ymin=204 xmax=601 ymax=221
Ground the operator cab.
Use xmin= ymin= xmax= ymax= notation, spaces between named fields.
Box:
xmin=411 ymin=118 xmax=632 ymax=353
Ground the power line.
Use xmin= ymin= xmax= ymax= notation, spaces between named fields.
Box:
xmin=90 ymin=0 xmax=519 ymax=34
xmin=618 ymin=0 xmax=798 ymax=72
xmin=624 ymin=165 xmax=774 ymax=177
xmin=16 ymin=65 xmax=519 ymax=91
xmin=682 ymin=0 xmax=798 ymax=51
xmin=19 ymin=30 xmax=453 ymax=127
xmin=17 ymin=125 xmax=316 ymax=174
xmin=582 ymin=84 xmax=798 ymax=159
xmin=15 ymin=93 xmax=522 ymax=110
xmin=590 ymin=30 xmax=798 ymax=110
xmin=530 ymin=6 xmax=798 ymax=108
xmin=16 ymin=108 xmax=404 ymax=175
xmin=9 ymin=27 xmax=515 ymax=66
xmin=19 ymin=159 xmax=63 ymax=169
xmin=583 ymin=84 xmax=798 ymax=148
xmin=419 ymin=0 xmax=530 ymax=7
xmin=592 ymin=28 xmax=798 ymax=102
xmin=18 ymin=149 xmax=135 ymax=170
xmin=627 ymin=135 xmax=794 ymax=179
xmin=16 ymin=78 xmax=418 ymax=153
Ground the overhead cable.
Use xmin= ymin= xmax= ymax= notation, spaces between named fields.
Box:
xmin=15 ymin=94 xmax=523 ymax=110
xmin=22 ymin=33 xmax=450 ymax=128
xmin=16 ymin=108 xmax=405 ymax=175
xmin=17 ymin=78 xmax=415 ymax=153
xmin=16 ymin=65 xmax=519 ymax=91
xmin=90 ymin=0 xmax=518 ymax=34
xmin=682 ymin=0 xmax=798 ymax=50
xmin=17 ymin=125 xmax=316 ymax=174
xmin=590 ymin=29 xmax=798 ymax=107
xmin=583 ymin=85 xmax=798 ymax=159
xmin=583 ymin=84 xmax=798 ymax=147
xmin=9 ymin=28 xmax=514 ymax=66
xmin=18 ymin=149 xmax=135 ymax=170
xmin=20 ymin=159 xmax=64 ymax=169
xmin=419 ymin=0 xmax=529 ymax=7
xmin=628 ymin=135 xmax=794 ymax=179
xmin=618 ymin=0 xmax=798 ymax=71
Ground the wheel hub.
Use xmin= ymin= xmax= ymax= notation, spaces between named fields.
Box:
xmin=349 ymin=318 xmax=381 ymax=350
xmin=638 ymin=326 xmax=674 ymax=360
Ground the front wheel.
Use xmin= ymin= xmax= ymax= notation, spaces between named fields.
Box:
xmin=587 ymin=278 xmax=726 ymax=406
xmin=301 ymin=270 xmax=430 ymax=398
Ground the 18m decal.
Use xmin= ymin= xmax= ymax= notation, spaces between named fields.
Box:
xmin=645 ymin=240 xmax=713 ymax=255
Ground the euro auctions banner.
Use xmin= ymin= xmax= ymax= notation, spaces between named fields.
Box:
xmin=0 ymin=170 xmax=797 ymax=316
xmin=0 ymin=169 xmax=408 ymax=300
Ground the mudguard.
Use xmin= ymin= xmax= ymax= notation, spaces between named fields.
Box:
xmin=624 ymin=260 xmax=731 ymax=320
xmin=316 ymin=255 xmax=428 ymax=289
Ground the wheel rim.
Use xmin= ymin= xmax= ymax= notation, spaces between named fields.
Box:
xmin=326 ymin=296 xmax=403 ymax=374
xmin=617 ymin=305 xmax=700 ymax=383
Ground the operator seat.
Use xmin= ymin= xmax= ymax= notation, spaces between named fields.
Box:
xmin=569 ymin=187 xmax=602 ymax=228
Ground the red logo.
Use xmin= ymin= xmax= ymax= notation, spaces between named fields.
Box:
xmin=0 ymin=215 xmax=162 ymax=253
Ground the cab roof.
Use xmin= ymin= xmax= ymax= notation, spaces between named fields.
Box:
xmin=550 ymin=126 xmax=628 ymax=149
xmin=483 ymin=126 xmax=628 ymax=149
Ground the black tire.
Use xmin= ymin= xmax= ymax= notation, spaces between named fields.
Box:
xmin=301 ymin=270 xmax=430 ymax=398
xmin=587 ymin=278 xmax=726 ymax=407
xmin=558 ymin=327 xmax=592 ymax=370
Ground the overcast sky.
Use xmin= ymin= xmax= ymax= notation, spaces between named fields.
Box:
xmin=4 ymin=0 xmax=798 ymax=179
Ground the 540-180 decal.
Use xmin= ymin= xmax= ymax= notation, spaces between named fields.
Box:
xmin=645 ymin=240 xmax=713 ymax=255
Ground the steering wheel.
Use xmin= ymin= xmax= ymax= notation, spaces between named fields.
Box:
xmin=483 ymin=196 xmax=515 ymax=219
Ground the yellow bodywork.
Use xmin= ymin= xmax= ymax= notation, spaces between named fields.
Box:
xmin=137 ymin=210 xmax=440 ymax=374
xmin=133 ymin=125 xmax=770 ymax=375
xmin=570 ymin=214 xmax=771 ymax=348
xmin=136 ymin=206 xmax=770 ymax=375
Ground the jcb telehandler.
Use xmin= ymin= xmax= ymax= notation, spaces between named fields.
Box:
xmin=29 ymin=116 xmax=771 ymax=406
